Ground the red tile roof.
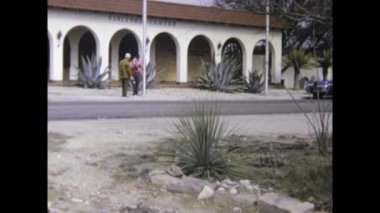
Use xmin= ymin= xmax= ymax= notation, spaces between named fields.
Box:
xmin=48 ymin=0 xmax=288 ymax=29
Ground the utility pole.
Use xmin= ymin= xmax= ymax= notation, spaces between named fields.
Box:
xmin=142 ymin=0 xmax=147 ymax=95
xmin=264 ymin=0 xmax=270 ymax=95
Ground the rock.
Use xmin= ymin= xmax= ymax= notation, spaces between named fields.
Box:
xmin=49 ymin=207 xmax=59 ymax=213
xmin=217 ymin=187 xmax=226 ymax=193
xmin=166 ymin=165 xmax=184 ymax=177
xmin=221 ymin=183 xmax=230 ymax=189
xmin=241 ymin=184 xmax=255 ymax=193
xmin=214 ymin=191 xmax=258 ymax=212
xmin=71 ymin=198 xmax=83 ymax=203
xmin=197 ymin=185 xmax=214 ymax=200
xmin=148 ymin=169 xmax=166 ymax=177
xmin=222 ymin=179 xmax=238 ymax=187
xmin=150 ymin=173 xmax=181 ymax=187
xmin=308 ymin=196 xmax=316 ymax=203
xmin=233 ymin=206 xmax=242 ymax=212
xmin=258 ymin=192 xmax=314 ymax=213
xmin=239 ymin=180 xmax=250 ymax=185
xmin=48 ymin=201 xmax=52 ymax=208
xmin=229 ymin=187 xmax=238 ymax=195
xmin=252 ymin=185 xmax=261 ymax=196
xmin=167 ymin=176 xmax=214 ymax=195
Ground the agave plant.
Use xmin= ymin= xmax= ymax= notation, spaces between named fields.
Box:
xmin=168 ymin=102 xmax=242 ymax=180
xmin=138 ymin=62 xmax=156 ymax=90
xmin=244 ymin=70 xmax=264 ymax=93
xmin=196 ymin=57 xmax=242 ymax=92
xmin=77 ymin=54 xmax=111 ymax=89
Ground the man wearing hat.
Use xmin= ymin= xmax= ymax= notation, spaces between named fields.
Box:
xmin=118 ymin=53 xmax=132 ymax=97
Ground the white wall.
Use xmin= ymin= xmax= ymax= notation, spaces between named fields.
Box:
xmin=281 ymin=67 xmax=333 ymax=89
xmin=48 ymin=8 xmax=283 ymax=83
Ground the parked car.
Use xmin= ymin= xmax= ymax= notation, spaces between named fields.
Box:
xmin=305 ymin=80 xmax=332 ymax=99
xmin=304 ymin=80 xmax=315 ymax=94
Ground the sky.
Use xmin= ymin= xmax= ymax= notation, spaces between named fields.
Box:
xmin=151 ymin=0 xmax=216 ymax=6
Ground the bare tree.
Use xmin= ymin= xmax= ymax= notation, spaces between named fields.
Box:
xmin=216 ymin=0 xmax=332 ymax=26
xmin=216 ymin=0 xmax=332 ymax=73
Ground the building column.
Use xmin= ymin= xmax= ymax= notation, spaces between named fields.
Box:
xmin=51 ymin=37 xmax=63 ymax=81
xmin=273 ymin=33 xmax=282 ymax=84
xmin=214 ymin=42 xmax=222 ymax=64
xmin=177 ymin=42 xmax=188 ymax=83
xmin=98 ymin=35 xmax=110 ymax=79
xmin=244 ymin=51 xmax=252 ymax=79
xmin=110 ymin=41 xmax=119 ymax=80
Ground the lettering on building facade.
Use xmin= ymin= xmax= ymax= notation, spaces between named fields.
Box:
xmin=108 ymin=14 xmax=176 ymax=26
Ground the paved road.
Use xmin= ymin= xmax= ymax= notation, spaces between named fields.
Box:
xmin=48 ymin=99 xmax=332 ymax=120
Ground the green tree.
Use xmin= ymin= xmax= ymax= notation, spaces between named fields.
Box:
xmin=283 ymin=49 xmax=313 ymax=90
xmin=316 ymin=49 xmax=332 ymax=81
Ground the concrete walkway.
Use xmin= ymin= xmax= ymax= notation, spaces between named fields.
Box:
xmin=48 ymin=86 xmax=311 ymax=102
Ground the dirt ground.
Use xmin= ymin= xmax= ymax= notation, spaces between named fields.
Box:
xmin=48 ymin=114 xmax=316 ymax=213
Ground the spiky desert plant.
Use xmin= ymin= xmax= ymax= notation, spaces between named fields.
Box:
xmin=77 ymin=54 xmax=111 ymax=89
xmin=196 ymin=57 xmax=242 ymax=92
xmin=287 ymin=90 xmax=332 ymax=157
xmin=244 ymin=70 xmax=264 ymax=93
xmin=169 ymin=102 xmax=241 ymax=180
xmin=139 ymin=62 xmax=156 ymax=90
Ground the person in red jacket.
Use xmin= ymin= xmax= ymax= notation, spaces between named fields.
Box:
xmin=131 ymin=54 xmax=142 ymax=95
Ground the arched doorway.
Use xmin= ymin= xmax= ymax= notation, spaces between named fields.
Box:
xmin=109 ymin=30 xmax=140 ymax=80
xmin=63 ymin=26 xmax=99 ymax=82
xmin=150 ymin=33 xmax=178 ymax=83
xmin=252 ymin=40 xmax=275 ymax=83
xmin=78 ymin=31 xmax=96 ymax=70
xmin=222 ymin=38 xmax=243 ymax=79
xmin=187 ymin=35 xmax=213 ymax=82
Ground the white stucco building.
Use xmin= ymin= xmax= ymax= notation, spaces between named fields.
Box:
xmin=48 ymin=0 xmax=288 ymax=85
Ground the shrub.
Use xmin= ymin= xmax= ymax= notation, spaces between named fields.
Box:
xmin=168 ymin=102 xmax=241 ymax=180
xmin=244 ymin=70 xmax=264 ymax=93
xmin=283 ymin=157 xmax=332 ymax=211
xmin=196 ymin=58 xmax=242 ymax=92
xmin=287 ymin=90 xmax=332 ymax=156
xmin=77 ymin=54 xmax=111 ymax=89
xmin=138 ymin=62 xmax=156 ymax=90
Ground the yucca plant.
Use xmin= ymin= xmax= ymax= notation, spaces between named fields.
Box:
xmin=168 ymin=102 xmax=242 ymax=180
xmin=196 ymin=57 xmax=242 ymax=92
xmin=283 ymin=49 xmax=314 ymax=90
xmin=287 ymin=89 xmax=332 ymax=157
xmin=77 ymin=54 xmax=111 ymax=89
xmin=244 ymin=70 xmax=264 ymax=93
